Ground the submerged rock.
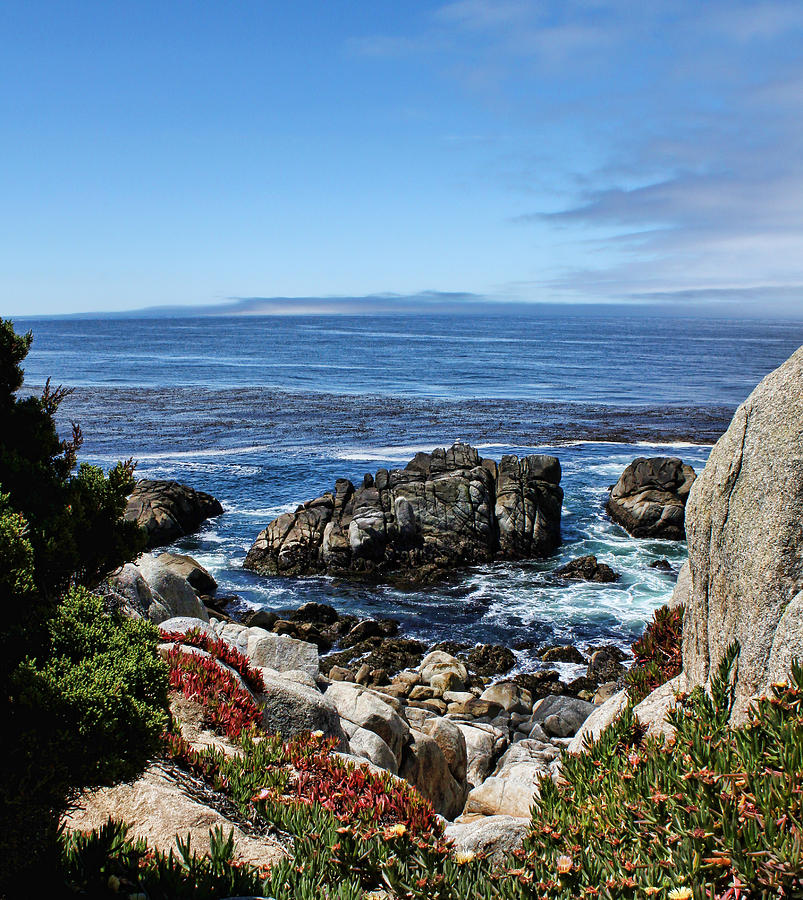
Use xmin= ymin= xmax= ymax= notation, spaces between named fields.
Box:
xmin=243 ymin=442 xmax=562 ymax=582
xmin=607 ymin=457 xmax=696 ymax=539
xmin=125 ymin=479 xmax=223 ymax=548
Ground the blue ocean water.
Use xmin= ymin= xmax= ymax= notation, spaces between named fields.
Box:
xmin=15 ymin=310 xmax=803 ymax=671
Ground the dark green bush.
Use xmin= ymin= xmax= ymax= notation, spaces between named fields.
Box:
xmin=0 ymin=319 xmax=168 ymax=894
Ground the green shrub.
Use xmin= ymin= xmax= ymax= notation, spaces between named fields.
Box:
xmin=0 ymin=319 xmax=168 ymax=894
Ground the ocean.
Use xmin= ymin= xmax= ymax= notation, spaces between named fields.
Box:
xmin=15 ymin=309 xmax=803 ymax=674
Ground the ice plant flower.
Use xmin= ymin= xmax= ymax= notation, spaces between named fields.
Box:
xmin=669 ymin=889 xmax=692 ymax=900
xmin=388 ymin=823 xmax=407 ymax=837
xmin=311 ymin=729 xmax=324 ymax=738
xmin=454 ymin=850 xmax=475 ymax=865
xmin=556 ymin=854 xmax=573 ymax=874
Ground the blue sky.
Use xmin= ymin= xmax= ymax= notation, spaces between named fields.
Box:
xmin=2 ymin=0 xmax=803 ymax=315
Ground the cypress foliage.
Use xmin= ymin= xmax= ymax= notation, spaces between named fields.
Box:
xmin=0 ymin=320 xmax=169 ymax=894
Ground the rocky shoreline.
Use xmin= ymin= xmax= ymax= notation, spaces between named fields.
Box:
xmin=53 ymin=343 xmax=803 ymax=893
xmin=92 ymin=445 xmax=699 ymax=851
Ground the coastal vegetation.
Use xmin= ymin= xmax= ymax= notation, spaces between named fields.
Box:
xmin=60 ymin=648 xmax=803 ymax=898
xmin=0 ymin=320 xmax=170 ymax=892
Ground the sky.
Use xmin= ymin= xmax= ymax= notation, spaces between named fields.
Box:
xmin=2 ymin=0 xmax=803 ymax=316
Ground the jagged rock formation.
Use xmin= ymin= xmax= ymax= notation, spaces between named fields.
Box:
xmin=244 ymin=443 xmax=562 ymax=582
xmin=684 ymin=345 xmax=803 ymax=720
xmin=607 ymin=457 xmax=696 ymax=539
xmin=125 ymin=479 xmax=223 ymax=548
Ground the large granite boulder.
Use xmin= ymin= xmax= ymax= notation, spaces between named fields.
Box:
xmin=325 ymin=682 xmax=410 ymax=765
xmin=135 ymin=554 xmax=210 ymax=623
xmin=607 ymin=457 xmax=696 ymax=539
xmin=399 ymin=730 xmax=468 ymax=820
xmin=244 ymin=443 xmax=562 ymax=582
xmin=257 ymin=670 xmax=345 ymax=743
xmin=125 ymin=479 xmax=223 ymax=548
xmin=454 ymin=722 xmax=508 ymax=788
xmin=462 ymin=740 xmax=557 ymax=818
xmin=683 ymin=346 xmax=803 ymax=720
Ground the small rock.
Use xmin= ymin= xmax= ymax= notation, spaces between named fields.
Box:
xmin=328 ymin=665 xmax=355 ymax=682
xmin=464 ymin=644 xmax=516 ymax=677
xmin=649 ymin=558 xmax=673 ymax=571
xmin=243 ymin=609 xmax=278 ymax=630
xmin=447 ymin=698 xmax=502 ymax=719
xmin=555 ymin=554 xmax=620 ymax=583
xmin=587 ymin=647 xmax=627 ymax=683
xmin=409 ymin=685 xmax=436 ymax=701
xmin=291 ymin=601 xmax=340 ymax=624
xmin=540 ymin=645 xmax=586 ymax=665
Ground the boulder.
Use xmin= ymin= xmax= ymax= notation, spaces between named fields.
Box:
xmin=462 ymin=741 xmax=555 ymax=818
xmin=479 ymin=682 xmax=532 ymax=714
xmin=64 ymin=764 xmax=285 ymax=869
xmin=125 ymin=479 xmax=223 ymax=549
xmin=243 ymin=443 xmax=562 ymax=582
xmin=607 ymin=457 xmax=696 ymax=540
xmin=454 ymin=722 xmax=507 ymax=787
xmin=325 ymin=682 xmax=410 ymax=765
xmin=340 ymin=720 xmax=398 ymax=774
xmin=420 ymin=717 xmax=468 ymax=782
xmin=531 ymin=695 xmax=595 ymax=737
xmin=246 ymin=628 xmax=320 ymax=678
xmin=399 ymin=730 xmax=468 ymax=820
xmin=107 ymin=563 xmax=171 ymax=623
xmin=555 ymin=555 xmax=620 ymax=583
xmin=136 ymin=554 xmax=210 ymax=622
xmin=445 ymin=815 xmax=529 ymax=864
xmin=683 ymin=347 xmax=803 ymax=719
xmin=258 ymin=669 xmax=345 ymax=743
xmin=147 ymin=552 xmax=217 ymax=595
xmin=420 ymin=651 xmax=468 ymax=689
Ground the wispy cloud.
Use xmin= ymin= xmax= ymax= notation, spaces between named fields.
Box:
xmin=350 ymin=0 xmax=803 ymax=305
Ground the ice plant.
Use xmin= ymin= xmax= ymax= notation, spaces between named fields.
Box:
xmin=556 ymin=854 xmax=573 ymax=874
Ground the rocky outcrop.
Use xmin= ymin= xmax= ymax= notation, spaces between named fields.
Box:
xmin=65 ymin=763 xmax=286 ymax=869
xmin=607 ymin=457 xmax=696 ymax=539
xmin=244 ymin=443 xmax=562 ymax=582
xmin=125 ymin=479 xmax=223 ymax=548
xmin=683 ymin=346 xmax=803 ymax=719
xmin=555 ymin=554 xmax=620 ymax=583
